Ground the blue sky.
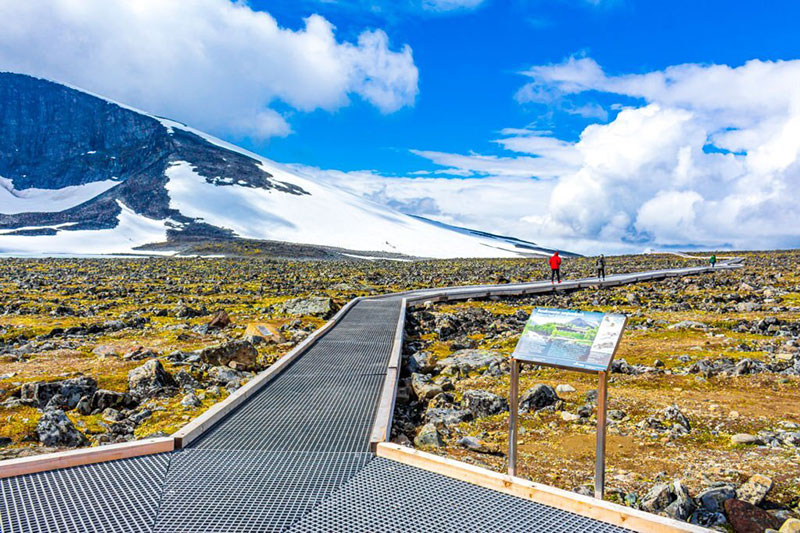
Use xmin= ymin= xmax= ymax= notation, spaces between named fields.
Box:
xmin=252 ymin=0 xmax=800 ymax=174
xmin=2 ymin=0 xmax=800 ymax=253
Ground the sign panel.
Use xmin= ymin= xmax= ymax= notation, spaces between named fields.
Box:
xmin=511 ymin=308 xmax=626 ymax=372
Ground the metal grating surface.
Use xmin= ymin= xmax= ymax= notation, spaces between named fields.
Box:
xmin=283 ymin=339 xmax=393 ymax=376
xmin=152 ymin=451 xmax=372 ymax=533
xmin=288 ymin=458 xmax=634 ymax=533
xmin=0 ymin=453 xmax=170 ymax=533
xmin=191 ymin=373 xmax=386 ymax=452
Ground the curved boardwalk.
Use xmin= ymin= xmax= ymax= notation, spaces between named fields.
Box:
xmin=1 ymin=263 xmax=734 ymax=532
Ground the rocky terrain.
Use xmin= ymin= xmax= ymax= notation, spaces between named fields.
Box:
xmin=2 ymin=251 xmax=797 ymax=530
xmin=393 ymin=250 xmax=800 ymax=532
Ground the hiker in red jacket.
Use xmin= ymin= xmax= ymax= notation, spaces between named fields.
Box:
xmin=549 ymin=251 xmax=562 ymax=284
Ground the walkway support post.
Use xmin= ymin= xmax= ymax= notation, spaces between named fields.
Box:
xmin=508 ymin=358 xmax=520 ymax=476
xmin=595 ymin=370 xmax=608 ymax=499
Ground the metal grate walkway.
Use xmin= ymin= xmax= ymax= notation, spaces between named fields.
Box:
xmin=0 ymin=265 xmax=732 ymax=532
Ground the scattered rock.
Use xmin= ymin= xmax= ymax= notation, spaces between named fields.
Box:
xmin=36 ymin=409 xmax=88 ymax=447
xmin=424 ymin=408 xmax=472 ymax=426
xmin=207 ymin=366 xmax=247 ymax=387
xmin=461 ymin=389 xmax=508 ymax=418
xmin=414 ymin=423 xmax=443 ymax=448
xmin=243 ymin=323 xmax=285 ymax=344
xmin=207 ymin=310 xmax=232 ymax=329
xmin=737 ymin=474 xmax=773 ymax=506
xmin=724 ymin=498 xmax=783 ymax=533
xmin=556 ymin=384 xmax=576 ymax=394
xmin=198 ymin=340 xmax=258 ymax=370
xmin=731 ymin=433 xmax=761 ymax=446
xmin=128 ymin=360 xmax=177 ymax=397
xmin=278 ymin=297 xmax=337 ymax=318
xmin=20 ymin=377 xmax=97 ymax=410
xmin=519 ymin=384 xmax=559 ymax=413
xmin=561 ymin=412 xmax=581 ymax=422
xmin=436 ymin=349 xmax=504 ymax=375
xmin=180 ymin=393 xmax=202 ymax=408
xmin=696 ymin=485 xmax=735 ymax=513
xmin=668 ymin=320 xmax=708 ymax=331
xmin=410 ymin=373 xmax=443 ymax=401
xmin=457 ymin=436 xmax=490 ymax=453
xmin=90 ymin=389 xmax=137 ymax=412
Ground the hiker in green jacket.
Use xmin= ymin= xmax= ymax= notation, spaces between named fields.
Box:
xmin=710 ymin=254 xmax=717 ymax=268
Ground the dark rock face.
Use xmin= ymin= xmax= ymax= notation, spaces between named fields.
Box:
xmin=89 ymin=389 xmax=138 ymax=413
xmin=36 ymin=409 xmax=88 ymax=447
xmin=723 ymin=498 xmax=783 ymax=533
xmin=461 ymin=389 xmax=508 ymax=418
xmin=0 ymin=72 xmax=306 ymax=236
xmin=20 ymin=377 xmax=97 ymax=409
xmin=519 ymin=384 xmax=559 ymax=413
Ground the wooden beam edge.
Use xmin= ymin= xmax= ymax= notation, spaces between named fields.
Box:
xmin=376 ymin=443 xmax=709 ymax=533
xmin=0 ymin=437 xmax=174 ymax=479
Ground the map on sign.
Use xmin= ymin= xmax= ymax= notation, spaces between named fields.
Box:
xmin=512 ymin=308 xmax=626 ymax=372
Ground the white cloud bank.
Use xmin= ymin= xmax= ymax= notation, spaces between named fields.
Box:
xmin=340 ymin=57 xmax=800 ymax=254
xmin=0 ymin=0 xmax=418 ymax=140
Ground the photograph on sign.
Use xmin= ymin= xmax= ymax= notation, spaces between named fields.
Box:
xmin=512 ymin=308 xmax=626 ymax=371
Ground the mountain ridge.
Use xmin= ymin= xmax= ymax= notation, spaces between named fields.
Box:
xmin=0 ymin=72 xmax=570 ymax=259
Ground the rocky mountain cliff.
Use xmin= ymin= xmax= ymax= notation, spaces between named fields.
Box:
xmin=0 ymin=73 xmax=561 ymax=258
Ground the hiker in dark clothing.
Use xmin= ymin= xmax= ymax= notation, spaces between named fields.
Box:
xmin=597 ymin=254 xmax=606 ymax=280
xmin=710 ymin=254 xmax=717 ymax=268
xmin=549 ymin=251 xmax=562 ymax=284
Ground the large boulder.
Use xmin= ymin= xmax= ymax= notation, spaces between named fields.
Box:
xmin=641 ymin=480 xmax=695 ymax=518
xmin=519 ymin=384 xmax=559 ymax=413
xmin=207 ymin=310 xmax=232 ymax=329
xmin=436 ymin=349 xmax=504 ymax=375
xmin=696 ymin=485 xmax=736 ymax=513
xmin=20 ymin=377 xmax=97 ymax=409
xmin=278 ymin=297 xmax=337 ymax=318
xmin=36 ymin=409 xmax=88 ymax=447
xmin=724 ymin=499 xmax=782 ymax=533
xmin=198 ymin=340 xmax=258 ymax=370
xmin=462 ymin=389 xmax=508 ymax=418
xmin=128 ymin=360 xmax=177 ymax=398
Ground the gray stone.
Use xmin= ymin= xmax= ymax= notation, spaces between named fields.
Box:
xmin=731 ymin=433 xmax=761 ymax=445
xmin=457 ymin=436 xmax=490 ymax=453
xmin=414 ymin=423 xmax=443 ymax=448
xmin=90 ymin=389 xmax=136 ymax=412
xmin=36 ymin=409 xmax=88 ymax=447
xmin=424 ymin=408 xmax=472 ymax=426
xmin=20 ymin=377 xmax=97 ymax=409
xmin=737 ymin=474 xmax=773 ymax=506
xmin=278 ymin=297 xmax=336 ymax=318
xmin=461 ymin=389 xmax=508 ymax=418
xmin=410 ymin=373 xmax=443 ymax=401
xmin=696 ymin=485 xmax=735 ymax=513
xmin=207 ymin=366 xmax=247 ymax=386
xmin=556 ymin=384 xmax=576 ymax=394
xmin=128 ymin=360 xmax=177 ymax=397
xmin=641 ymin=483 xmax=673 ymax=513
xmin=519 ymin=384 xmax=559 ymax=413
xmin=180 ymin=393 xmax=202 ymax=408
xmin=198 ymin=340 xmax=258 ymax=370
xmin=436 ymin=349 xmax=504 ymax=374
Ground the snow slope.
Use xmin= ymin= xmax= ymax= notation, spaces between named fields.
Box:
xmin=0 ymin=177 xmax=119 ymax=214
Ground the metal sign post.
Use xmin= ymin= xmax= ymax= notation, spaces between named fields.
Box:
xmin=506 ymin=308 xmax=626 ymax=500
xmin=594 ymin=370 xmax=608 ymax=499
xmin=508 ymin=359 xmax=519 ymax=477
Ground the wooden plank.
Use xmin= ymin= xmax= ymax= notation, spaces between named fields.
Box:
xmin=0 ymin=437 xmax=174 ymax=479
xmin=368 ymin=367 xmax=400 ymax=449
xmin=173 ymin=296 xmax=363 ymax=448
xmin=376 ymin=443 xmax=708 ymax=533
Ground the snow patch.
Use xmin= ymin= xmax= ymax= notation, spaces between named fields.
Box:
xmin=0 ymin=201 xmax=168 ymax=255
xmin=164 ymin=161 xmax=524 ymax=258
xmin=0 ymin=177 xmax=119 ymax=214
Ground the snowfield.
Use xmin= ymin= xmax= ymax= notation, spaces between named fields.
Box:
xmin=0 ymin=177 xmax=119 ymax=214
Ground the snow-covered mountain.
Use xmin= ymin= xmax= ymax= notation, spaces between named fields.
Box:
xmin=0 ymin=73 xmax=563 ymax=258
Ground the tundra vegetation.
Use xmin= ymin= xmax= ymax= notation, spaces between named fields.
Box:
xmin=0 ymin=252 xmax=798 ymax=530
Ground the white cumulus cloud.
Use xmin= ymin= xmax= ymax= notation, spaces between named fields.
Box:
xmin=402 ymin=57 xmax=800 ymax=252
xmin=0 ymin=0 xmax=418 ymax=140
